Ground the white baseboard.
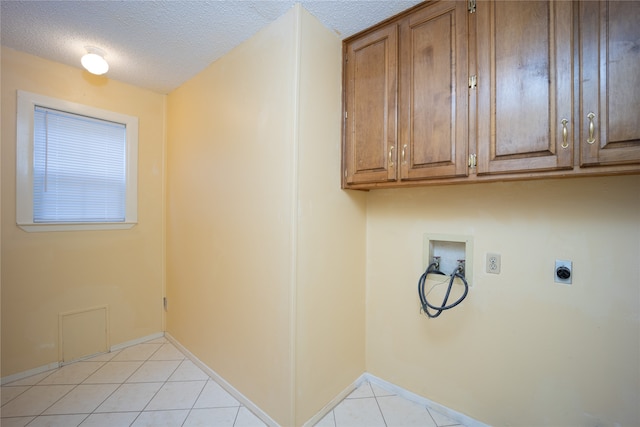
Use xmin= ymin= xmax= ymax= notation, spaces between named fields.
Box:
xmin=110 ymin=332 xmax=164 ymax=352
xmin=2 ymin=332 xmax=488 ymax=427
xmin=165 ymin=333 xmax=279 ymax=427
xmin=1 ymin=362 xmax=60 ymax=385
xmin=364 ymin=373 xmax=491 ymax=427
xmin=303 ymin=373 xmax=489 ymax=427
xmin=302 ymin=373 xmax=368 ymax=427
xmin=1 ymin=332 xmax=165 ymax=385
xmin=163 ymin=334 xmax=489 ymax=427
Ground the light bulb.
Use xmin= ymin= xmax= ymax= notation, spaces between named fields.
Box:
xmin=81 ymin=48 xmax=109 ymax=75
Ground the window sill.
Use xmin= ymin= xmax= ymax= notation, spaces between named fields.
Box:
xmin=17 ymin=222 xmax=137 ymax=232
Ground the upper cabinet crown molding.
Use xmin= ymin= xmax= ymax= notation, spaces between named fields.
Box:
xmin=342 ymin=0 xmax=640 ymax=190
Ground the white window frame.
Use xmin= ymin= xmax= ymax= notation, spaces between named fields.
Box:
xmin=16 ymin=90 xmax=138 ymax=232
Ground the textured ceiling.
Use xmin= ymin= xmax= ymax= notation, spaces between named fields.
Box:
xmin=1 ymin=0 xmax=422 ymax=94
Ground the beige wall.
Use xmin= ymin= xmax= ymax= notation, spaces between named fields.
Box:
xmin=294 ymin=8 xmax=367 ymax=426
xmin=166 ymin=6 xmax=366 ymax=425
xmin=6 ymin=6 xmax=635 ymax=427
xmin=166 ymin=8 xmax=298 ymax=425
xmin=1 ymin=48 xmax=166 ymax=376
xmin=365 ymin=175 xmax=640 ymax=426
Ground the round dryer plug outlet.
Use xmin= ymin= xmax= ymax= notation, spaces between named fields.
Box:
xmin=555 ymin=260 xmax=572 ymax=284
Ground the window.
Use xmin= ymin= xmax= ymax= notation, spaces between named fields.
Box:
xmin=16 ymin=90 xmax=138 ymax=231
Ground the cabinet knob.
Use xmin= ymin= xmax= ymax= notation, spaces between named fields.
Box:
xmin=389 ymin=146 xmax=395 ymax=167
xmin=587 ymin=112 xmax=596 ymax=145
xmin=402 ymin=144 xmax=407 ymax=164
xmin=561 ymin=118 xmax=569 ymax=149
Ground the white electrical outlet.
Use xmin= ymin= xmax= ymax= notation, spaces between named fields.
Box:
xmin=486 ymin=253 xmax=501 ymax=274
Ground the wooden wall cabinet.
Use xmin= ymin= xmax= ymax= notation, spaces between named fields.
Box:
xmin=343 ymin=25 xmax=398 ymax=185
xmin=342 ymin=0 xmax=640 ymax=190
xmin=475 ymin=0 xmax=574 ymax=175
xmin=398 ymin=1 xmax=469 ymax=181
xmin=343 ymin=0 xmax=468 ymax=186
xmin=579 ymin=1 xmax=640 ymax=167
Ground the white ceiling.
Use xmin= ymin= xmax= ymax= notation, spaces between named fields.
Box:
xmin=1 ymin=0 xmax=422 ymax=94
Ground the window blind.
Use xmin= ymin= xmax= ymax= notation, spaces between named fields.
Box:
xmin=33 ymin=106 xmax=127 ymax=223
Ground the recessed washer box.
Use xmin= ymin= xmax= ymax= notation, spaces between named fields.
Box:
xmin=423 ymin=233 xmax=474 ymax=285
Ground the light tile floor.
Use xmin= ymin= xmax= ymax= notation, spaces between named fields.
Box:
xmin=1 ymin=337 xmax=466 ymax=427
xmin=315 ymin=382 xmax=465 ymax=427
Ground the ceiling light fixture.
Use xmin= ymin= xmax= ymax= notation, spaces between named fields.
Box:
xmin=81 ymin=47 xmax=109 ymax=75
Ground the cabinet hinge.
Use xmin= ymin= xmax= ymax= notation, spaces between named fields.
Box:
xmin=468 ymin=154 xmax=477 ymax=168
xmin=468 ymin=0 xmax=476 ymax=13
xmin=469 ymin=75 xmax=477 ymax=89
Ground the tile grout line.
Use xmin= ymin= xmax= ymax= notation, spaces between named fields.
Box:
xmin=3 ymin=341 xmax=155 ymax=426
xmin=1 ymin=372 xmax=50 ymax=425
xmin=5 ymin=340 xmax=264 ymax=427
xmin=24 ymin=412 xmax=92 ymax=427
xmin=231 ymin=405 xmax=242 ymax=427
xmin=178 ymin=368 xmax=208 ymax=427
xmin=129 ymin=342 xmax=182 ymax=426
xmin=75 ymin=358 xmax=123 ymax=426
xmin=0 ymin=383 xmax=32 ymax=409
xmin=372 ymin=386 xmax=389 ymax=427
xmin=103 ymin=346 xmax=155 ymax=427
xmin=26 ymin=347 xmax=141 ymax=426
xmin=24 ymin=374 xmax=83 ymax=424
xmin=1 ymin=364 xmax=62 ymax=412
xmin=68 ymin=341 xmax=162 ymax=426
xmin=426 ymin=405 xmax=440 ymax=427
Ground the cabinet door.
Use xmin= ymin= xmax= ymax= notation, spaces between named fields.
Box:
xmin=398 ymin=0 xmax=469 ymax=180
xmin=579 ymin=1 xmax=640 ymax=167
xmin=476 ymin=0 xmax=573 ymax=175
xmin=343 ymin=25 xmax=398 ymax=185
